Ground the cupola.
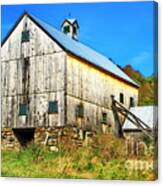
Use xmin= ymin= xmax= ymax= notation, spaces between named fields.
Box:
xmin=61 ymin=18 xmax=79 ymax=40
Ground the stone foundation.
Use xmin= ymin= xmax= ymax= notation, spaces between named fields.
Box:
xmin=1 ymin=126 xmax=96 ymax=151
xmin=1 ymin=128 xmax=21 ymax=150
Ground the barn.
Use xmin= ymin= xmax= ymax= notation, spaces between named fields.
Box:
xmin=1 ymin=12 xmax=139 ymax=149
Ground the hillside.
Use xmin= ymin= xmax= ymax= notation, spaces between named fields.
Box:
xmin=123 ymin=65 xmax=157 ymax=106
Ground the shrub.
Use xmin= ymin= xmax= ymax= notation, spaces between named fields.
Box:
xmin=91 ymin=133 xmax=126 ymax=162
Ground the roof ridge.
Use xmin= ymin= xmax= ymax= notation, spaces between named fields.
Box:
xmin=27 ymin=13 xmax=140 ymax=87
xmin=29 ymin=13 xmax=111 ymax=60
xmin=2 ymin=11 xmax=139 ymax=88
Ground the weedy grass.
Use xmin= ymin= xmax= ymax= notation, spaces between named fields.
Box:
xmin=1 ymin=134 xmax=156 ymax=180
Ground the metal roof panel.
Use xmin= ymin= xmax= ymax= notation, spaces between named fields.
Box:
xmin=123 ymin=106 xmax=158 ymax=130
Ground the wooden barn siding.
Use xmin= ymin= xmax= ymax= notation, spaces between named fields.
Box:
xmin=1 ymin=15 xmax=66 ymax=128
xmin=66 ymin=54 xmax=139 ymax=129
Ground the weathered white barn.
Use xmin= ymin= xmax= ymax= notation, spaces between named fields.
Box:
xmin=1 ymin=12 xmax=139 ymax=148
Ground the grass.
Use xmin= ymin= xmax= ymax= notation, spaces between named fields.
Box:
xmin=1 ymin=134 xmax=157 ymax=180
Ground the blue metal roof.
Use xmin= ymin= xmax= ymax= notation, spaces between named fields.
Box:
xmin=3 ymin=12 xmax=139 ymax=87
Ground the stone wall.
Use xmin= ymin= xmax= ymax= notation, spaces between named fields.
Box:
xmin=1 ymin=126 xmax=98 ymax=151
xmin=34 ymin=126 xmax=86 ymax=151
xmin=1 ymin=128 xmax=21 ymax=150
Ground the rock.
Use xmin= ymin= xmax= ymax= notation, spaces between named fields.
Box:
xmin=3 ymin=128 xmax=11 ymax=132
xmin=5 ymin=131 xmax=12 ymax=135
xmin=6 ymin=143 xmax=14 ymax=148
xmin=8 ymin=136 xmax=15 ymax=142
xmin=48 ymin=138 xmax=57 ymax=146
xmin=58 ymin=131 xmax=63 ymax=136
xmin=73 ymin=134 xmax=78 ymax=139
xmin=50 ymin=146 xmax=59 ymax=152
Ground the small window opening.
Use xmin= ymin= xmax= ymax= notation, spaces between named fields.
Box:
xmin=130 ymin=97 xmax=135 ymax=107
xmin=120 ymin=93 xmax=124 ymax=104
xmin=48 ymin=101 xmax=58 ymax=114
xmin=24 ymin=22 xmax=28 ymax=29
xmin=76 ymin=104 xmax=84 ymax=118
xmin=24 ymin=57 xmax=29 ymax=66
xmin=21 ymin=30 xmax=30 ymax=43
xmin=13 ymin=128 xmax=35 ymax=147
xmin=19 ymin=104 xmax=28 ymax=116
xmin=73 ymin=26 xmax=77 ymax=34
xmin=63 ymin=26 xmax=70 ymax=34
xmin=102 ymin=112 xmax=107 ymax=124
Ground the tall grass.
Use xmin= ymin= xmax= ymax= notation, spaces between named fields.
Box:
xmin=1 ymin=134 xmax=156 ymax=180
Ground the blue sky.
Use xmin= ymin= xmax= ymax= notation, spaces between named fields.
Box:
xmin=1 ymin=2 xmax=156 ymax=77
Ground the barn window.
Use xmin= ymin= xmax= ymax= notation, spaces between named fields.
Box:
xmin=63 ymin=26 xmax=70 ymax=34
xmin=130 ymin=97 xmax=135 ymax=107
xmin=119 ymin=93 xmax=124 ymax=104
xmin=76 ymin=104 xmax=84 ymax=118
xmin=19 ymin=104 xmax=28 ymax=116
xmin=48 ymin=101 xmax=58 ymax=114
xmin=21 ymin=30 xmax=30 ymax=42
xmin=101 ymin=112 xmax=107 ymax=124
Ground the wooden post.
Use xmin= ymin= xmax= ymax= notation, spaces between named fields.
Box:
xmin=111 ymin=95 xmax=123 ymax=138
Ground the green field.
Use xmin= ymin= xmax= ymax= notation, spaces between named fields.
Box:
xmin=1 ymin=134 xmax=156 ymax=180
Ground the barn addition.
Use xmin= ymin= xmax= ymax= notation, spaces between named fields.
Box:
xmin=1 ymin=12 xmax=139 ymax=149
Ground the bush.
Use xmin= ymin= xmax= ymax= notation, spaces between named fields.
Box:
xmin=91 ymin=133 xmax=126 ymax=162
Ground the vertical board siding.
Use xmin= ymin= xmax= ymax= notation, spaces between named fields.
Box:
xmin=66 ymin=55 xmax=138 ymax=129
xmin=1 ymin=15 xmax=66 ymax=128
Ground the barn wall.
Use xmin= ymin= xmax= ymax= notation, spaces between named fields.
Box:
xmin=1 ymin=14 xmax=138 ymax=132
xmin=66 ymin=54 xmax=139 ymax=129
xmin=1 ymin=15 xmax=67 ymax=128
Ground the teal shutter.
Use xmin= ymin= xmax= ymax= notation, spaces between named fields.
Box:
xmin=21 ymin=30 xmax=30 ymax=43
xmin=76 ymin=104 xmax=84 ymax=118
xmin=102 ymin=112 xmax=107 ymax=124
xmin=48 ymin=101 xmax=58 ymax=114
xmin=19 ymin=104 xmax=28 ymax=116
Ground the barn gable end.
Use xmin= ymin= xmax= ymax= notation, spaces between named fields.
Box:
xmin=1 ymin=13 xmax=67 ymax=129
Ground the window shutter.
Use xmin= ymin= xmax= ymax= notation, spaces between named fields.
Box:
xmin=21 ymin=30 xmax=30 ymax=43
xmin=48 ymin=101 xmax=58 ymax=114
xmin=19 ymin=104 xmax=28 ymax=116
xmin=76 ymin=104 xmax=84 ymax=118
xmin=102 ymin=112 xmax=107 ymax=124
